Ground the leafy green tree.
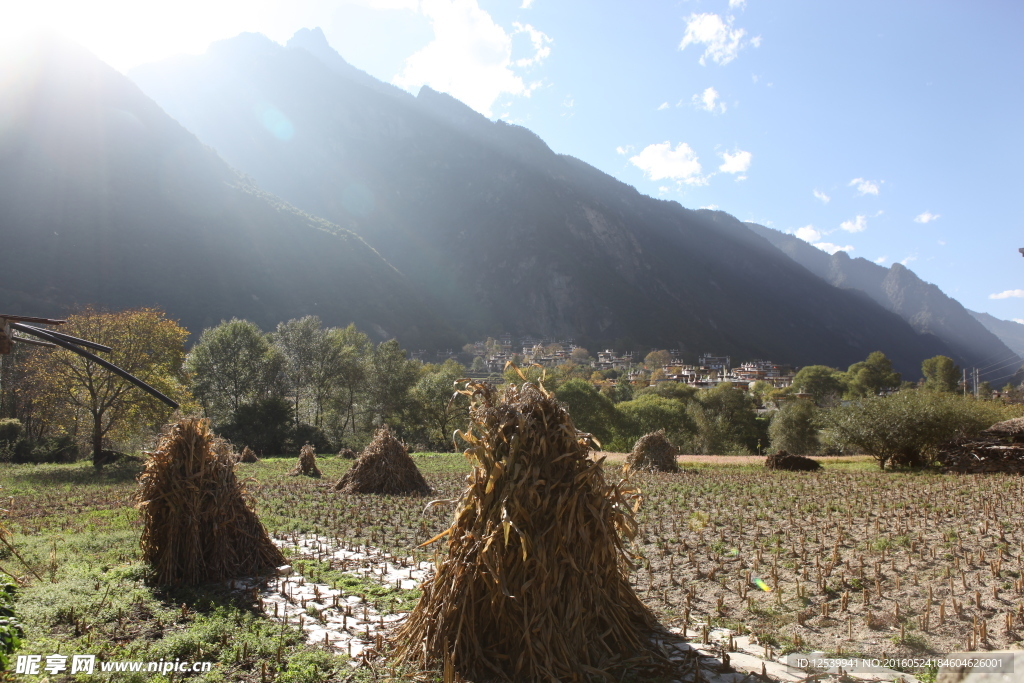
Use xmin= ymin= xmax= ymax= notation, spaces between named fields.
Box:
xmin=554 ymin=378 xmax=616 ymax=446
xmin=767 ymin=400 xmax=819 ymax=455
xmin=610 ymin=394 xmax=695 ymax=452
xmin=25 ymin=307 xmax=190 ymax=468
xmin=410 ymin=359 xmax=469 ymax=450
xmin=688 ymin=382 xmax=760 ymax=454
xmin=636 ymin=381 xmax=698 ymax=403
xmin=791 ymin=365 xmax=847 ymax=406
xmin=845 ymin=351 xmax=901 ymax=398
xmin=324 ymin=324 xmax=372 ymax=440
xmin=220 ymin=396 xmax=293 ymax=455
xmin=570 ymin=347 xmax=594 ymax=365
xmin=921 ymin=355 xmax=960 ymax=393
xmin=273 ymin=316 xmax=322 ymax=429
xmin=644 ymin=349 xmax=672 ymax=369
xmin=470 ymin=356 xmax=487 ymax=372
xmin=186 ymin=319 xmax=283 ymax=424
xmin=365 ymin=339 xmax=421 ymax=431
xmin=820 ymin=391 xmax=1012 ymax=469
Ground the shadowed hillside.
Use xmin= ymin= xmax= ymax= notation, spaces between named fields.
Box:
xmin=129 ymin=29 xmax=954 ymax=375
xmin=0 ymin=36 xmax=458 ymax=347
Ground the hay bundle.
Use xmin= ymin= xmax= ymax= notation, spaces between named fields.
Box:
xmin=394 ymin=380 xmax=668 ymax=681
xmin=211 ymin=436 xmax=237 ymax=461
xmin=765 ymin=450 xmax=821 ymax=471
xmin=239 ymin=446 xmax=258 ymax=463
xmin=337 ymin=447 xmax=356 ymax=460
xmin=333 ymin=426 xmax=430 ymax=494
xmin=136 ymin=418 xmax=285 ymax=585
xmin=624 ymin=429 xmax=679 ymax=473
xmin=289 ymin=443 xmax=321 ymax=477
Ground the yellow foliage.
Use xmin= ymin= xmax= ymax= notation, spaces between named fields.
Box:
xmin=24 ymin=307 xmax=192 ymax=463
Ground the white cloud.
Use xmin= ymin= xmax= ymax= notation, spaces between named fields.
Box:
xmin=901 ymin=255 xmax=917 ymax=266
xmin=615 ymin=144 xmax=633 ymax=155
xmin=679 ymin=13 xmax=748 ymax=66
xmin=719 ymin=149 xmax=751 ymax=174
xmin=629 ymin=141 xmax=707 ymax=185
xmin=700 ymin=204 xmax=720 ymax=210
xmin=788 ymin=225 xmax=822 ymax=242
xmin=750 ymin=35 xmax=761 ymax=47
xmin=814 ymin=242 xmax=854 ymax=255
xmin=693 ymin=86 xmax=726 ymax=113
xmin=657 ymin=101 xmax=670 ymax=111
xmin=849 ymin=177 xmax=880 ymax=196
xmin=914 ymin=211 xmax=940 ymax=223
xmin=520 ymin=0 xmax=534 ymax=7
xmin=990 ymin=290 xmax=1024 ymax=300
xmin=392 ymin=0 xmax=551 ymax=117
xmin=512 ymin=22 xmax=551 ymax=67
xmin=1014 ymin=319 xmax=1024 ymax=325
xmin=728 ymin=0 xmax=746 ymax=8
xmin=874 ymin=256 xmax=888 ymax=264
xmin=840 ymin=215 xmax=867 ymax=233
xmin=813 ymin=189 xmax=830 ymax=203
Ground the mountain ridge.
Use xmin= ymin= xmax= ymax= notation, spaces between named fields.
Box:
xmin=745 ymin=222 xmax=1021 ymax=382
xmin=126 ymin=29 xmax=958 ymax=376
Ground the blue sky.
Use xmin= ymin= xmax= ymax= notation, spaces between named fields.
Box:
xmin=5 ymin=0 xmax=1023 ymax=321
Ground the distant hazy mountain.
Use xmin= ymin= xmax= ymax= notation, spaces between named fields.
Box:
xmin=127 ymin=28 xmax=956 ymax=375
xmin=0 ymin=36 xmax=457 ymax=347
xmin=746 ymin=223 xmax=1021 ymax=382
xmin=968 ymin=311 xmax=1024 ymax=360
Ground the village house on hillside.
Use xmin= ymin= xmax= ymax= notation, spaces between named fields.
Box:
xmin=460 ymin=336 xmax=796 ymax=389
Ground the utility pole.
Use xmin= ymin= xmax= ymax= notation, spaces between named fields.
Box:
xmin=974 ymin=367 xmax=980 ymax=398
xmin=963 ymin=368 xmax=967 ymax=396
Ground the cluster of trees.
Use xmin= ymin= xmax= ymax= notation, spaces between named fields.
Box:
xmin=185 ymin=317 xmax=468 ymax=455
xmin=2 ymin=307 xmax=1020 ymax=472
xmin=0 ymin=310 xmax=471 ymax=466
xmin=0 ymin=307 xmax=190 ymax=466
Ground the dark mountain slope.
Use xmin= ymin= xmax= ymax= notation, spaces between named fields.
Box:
xmin=0 ymin=36 xmax=456 ymax=347
xmin=968 ymin=310 xmax=1024 ymax=361
xmin=130 ymin=30 xmax=952 ymax=375
xmin=745 ymin=223 xmax=1020 ymax=381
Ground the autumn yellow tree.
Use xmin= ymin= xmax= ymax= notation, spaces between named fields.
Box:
xmin=25 ymin=307 xmax=190 ymax=468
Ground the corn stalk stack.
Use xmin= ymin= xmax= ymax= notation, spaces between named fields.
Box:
xmin=334 ymin=425 xmax=430 ymax=494
xmin=393 ymin=377 xmax=669 ymax=681
xmin=289 ymin=443 xmax=321 ymax=477
xmin=136 ymin=418 xmax=284 ymax=585
xmin=624 ymin=429 xmax=679 ymax=473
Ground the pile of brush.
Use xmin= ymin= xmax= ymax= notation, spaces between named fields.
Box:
xmin=934 ymin=438 xmax=1024 ymax=474
xmin=289 ymin=444 xmax=321 ymax=477
xmin=334 ymin=425 xmax=430 ymax=495
xmin=136 ymin=418 xmax=285 ymax=585
xmin=337 ymin=447 xmax=356 ymax=460
xmin=624 ymin=430 xmax=679 ymax=473
xmin=393 ymin=379 xmax=669 ymax=681
xmin=238 ymin=446 xmax=258 ymax=463
xmin=765 ymin=450 xmax=821 ymax=471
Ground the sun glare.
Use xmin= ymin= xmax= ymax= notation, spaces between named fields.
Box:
xmin=0 ymin=0 xmax=325 ymax=72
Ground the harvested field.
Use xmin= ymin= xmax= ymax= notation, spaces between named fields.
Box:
xmin=3 ymin=452 xmax=1023 ymax=681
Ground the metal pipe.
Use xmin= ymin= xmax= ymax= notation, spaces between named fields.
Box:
xmin=13 ymin=323 xmax=112 ymax=353
xmin=9 ymin=323 xmax=179 ymax=409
